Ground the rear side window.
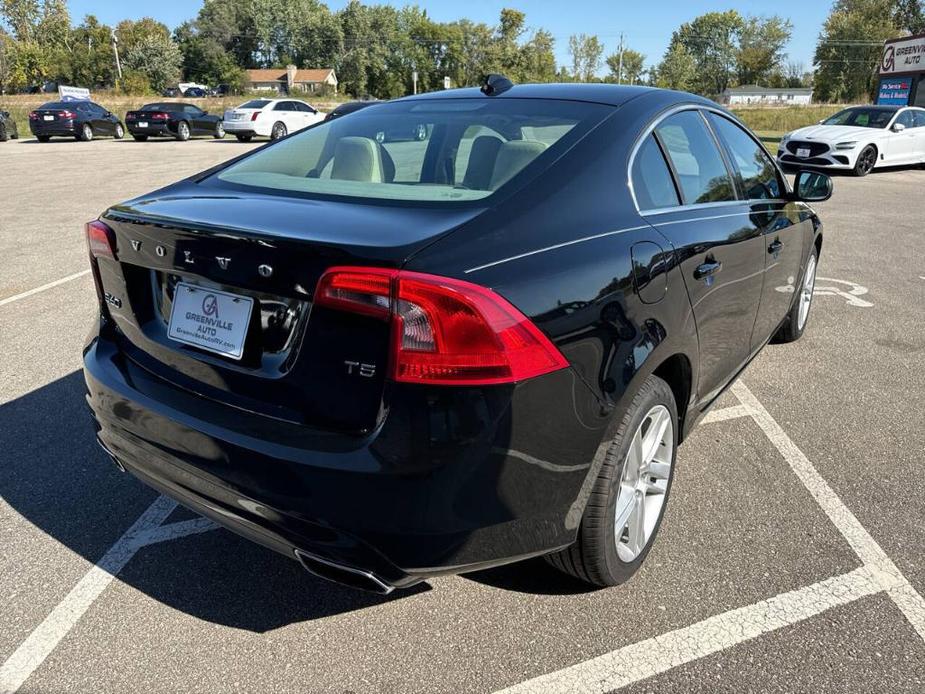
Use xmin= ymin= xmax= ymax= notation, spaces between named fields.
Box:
xmin=655 ymin=111 xmax=735 ymax=205
xmin=631 ymin=135 xmax=680 ymax=210
xmin=707 ymin=113 xmax=782 ymax=200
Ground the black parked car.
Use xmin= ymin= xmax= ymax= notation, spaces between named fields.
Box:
xmin=183 ymin=87 xmax=207 ymax=98
xmin=29 ymin=100 xmax=124 ymax=142
xmin=0 ymin=109 xmax=18 ymax=141
xmin=125 ymin=102 xmax=225 ymax=141
xmin=84 ymin=78 xmax=830 ymax=593
xmin=324 ymin=100 xmax=380 ymax=121
xmin=162 ymin=87 xmax=181 ymax=97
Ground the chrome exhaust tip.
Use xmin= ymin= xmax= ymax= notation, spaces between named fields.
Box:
xmin=96 ymin=436 xmax=125 ymax=472
xmin=294 ymin=549 xmax=394 ymax=595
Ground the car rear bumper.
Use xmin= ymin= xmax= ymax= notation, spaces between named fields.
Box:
xmin=84 ymin=328 xmax=601 ymax=588
xmin=30 ymin=122 xmax=77 ymax=136
xmin=223 ymin=121 xmax=268 ymax=137
xmin=128 ymin=123 xmax=171 ymax=136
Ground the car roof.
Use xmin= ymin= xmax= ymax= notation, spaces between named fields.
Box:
xmin=396 ymin=83 xmax=660 ymax=107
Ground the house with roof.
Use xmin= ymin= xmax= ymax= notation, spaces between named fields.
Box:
xmin=720 ymin=85 xmax=813 ymax=106
xmin=244 ymin=66 xmax=338 ymax=95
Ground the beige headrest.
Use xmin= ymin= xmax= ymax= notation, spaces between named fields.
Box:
xmin=489 ymin=140 xmax=548 ymax=189
xmin=331 ymin=137 xmax=383 ymax=182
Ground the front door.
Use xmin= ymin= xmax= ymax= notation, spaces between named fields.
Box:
xmin=706 ymin=112 xmax=811 ymax=347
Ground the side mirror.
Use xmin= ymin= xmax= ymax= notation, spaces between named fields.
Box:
xmin=202 ymin=110 xmax=209 ymax=115
xmin=892 ymin=122 xmax=906 ymax=133
xmin=792 ymin=170 xmax=833 ymax=203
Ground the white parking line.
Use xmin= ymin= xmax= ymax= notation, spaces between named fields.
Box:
xmin=699 ymin=404 xmax=751 ymax=424
xmin=495 ymin=380 xmax=925 ymax=693
xmin=499 ymin=566 xmax=890 ymax=694
xmin=0 ymin=270 xmax=91 ymax=308
xmin=0 ymin=496 xmax=218 ymax=694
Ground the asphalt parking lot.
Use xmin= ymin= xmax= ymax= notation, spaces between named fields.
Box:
xmin=1 ymin=136 xmax=924 ymax=693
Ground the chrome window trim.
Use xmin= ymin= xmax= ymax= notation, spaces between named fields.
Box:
xmin=627 ymin=103 xmax=792 ymax=216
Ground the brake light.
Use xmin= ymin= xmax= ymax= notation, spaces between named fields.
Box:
xmin=60 ymin=110 xmax=76 ymax=119
xmin=314 ymin=267 xmax=568 ymax=386
xmin=86 ymin=220 xmax=116 ymax=260
xmin=150 ymin=112 xmax=169 ymax=120
xmin=251 ymin=112 xmax=260 ymax=121
xmin=29 ymin=111 xmax=39 ymax=120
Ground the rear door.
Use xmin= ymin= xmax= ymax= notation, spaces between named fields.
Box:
xmin=184 ymin=104 xmax=208 ymax=133
xmin=635 ymin=109 xmax=766 ymax=404
xmin=273 ymin=101 xmax=296 ymax=131
xmin=706 ymin=111 xmax=810 ymax=348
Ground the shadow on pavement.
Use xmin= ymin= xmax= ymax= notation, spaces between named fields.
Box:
xmin=0 ymin=370 xmax=426 ymax=632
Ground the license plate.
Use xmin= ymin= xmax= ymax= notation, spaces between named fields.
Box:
xmin=167 ymin=283 xmax=254 ymax=360
xmin=796 ymin=147 xmax=811 ymax=158
xmin=43 ymin=115 xmax=54 ymax=121
xmin=138 ymin=122 xmax=148 ymax=128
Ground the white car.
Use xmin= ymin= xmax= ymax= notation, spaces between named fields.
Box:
xmin=223 ymin=98 xmax=324 ymax=142
xmin=777 ymin=105 xmax=925 ymax=176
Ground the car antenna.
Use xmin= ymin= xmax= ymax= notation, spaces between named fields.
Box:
xmin=481 ymin=74 xmax=514 ymax=96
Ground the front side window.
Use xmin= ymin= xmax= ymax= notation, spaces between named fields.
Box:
xmin=912 ymin=110 xmax=925 ymax=128
xmin=655 ymin=111 xmax=736 ymax=205
xmin=215 ymin=98 xmax=610 ymax=204
xmin=631 ymin=135 xmax=680 ymax=210
xmin=708 ymin=113 xmax=782 ymax=200
xmin=895 ymin=110 xmax=915 ymax=128
xmin=274 ymin=102 xmax=292 ymax=111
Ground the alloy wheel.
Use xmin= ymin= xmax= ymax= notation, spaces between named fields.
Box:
xmin=797 ymin=253 xmax=817 ymax=331
xmin=272 ymin=123 xmax=287 ymax=140
xmin=614 ymin=405 xmax=674 ymax=563
xmin=858 ymin=148 xmax=876 ymax=175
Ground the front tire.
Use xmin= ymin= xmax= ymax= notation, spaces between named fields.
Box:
xmin=853 ymin=145 xmax=876 ymax=177
xmin=774 ymin=246 xmax=818 ymax=343
xmin=214 ymin=122 xmax=225 ymax=139
xmin=546 ymin=375 xmax=678 ymax=586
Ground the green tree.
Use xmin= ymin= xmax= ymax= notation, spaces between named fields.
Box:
xmin=64 ymin=15 xmax=116 ymax=88
xmin=605 ymin=48 xmax=645 ymax=84
xmin=893 ymin=0 xmax=925 ymax=33
xmin=814 ymin=0 xmax=902 ymax=102
xmin=0 ymin=0 xmax=39 ymax=41
xmin=518 ymin=28 xmax=556 ymax=82
xmin=123 ymin=34 xmax=182 ymax=92
xmin=568 ymin=33 xmax=603 ymax=81
xmin=737 ymin=16 xmax=792 ymax=86
xmin=655 ymin=42 xmax=696 ymax=91
xmin=670 ymin=10 xmax=745 ymax=95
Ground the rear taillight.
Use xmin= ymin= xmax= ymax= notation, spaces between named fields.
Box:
xmin=150 ymin=112 xmax=169 ymax=120
xmin=60 ymin=110 xmax=76 ymax=119
xmin=29 ymin=111 xmax=39 ymax=120
xmin=314 ymin=267 xmax=568 ymax=386
xmin=86 ymin=220 xmax=116 ymax=260
xmin=125 ymin=112 xmax=135 ymax=120
xmin=251 ymin=112 xmax=260 ymax=121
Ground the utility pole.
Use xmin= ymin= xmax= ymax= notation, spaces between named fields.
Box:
xmin=618 ymin=33 xmax=625 ymax=84
xmin=111 ymin=29 xmax=122 ymax=81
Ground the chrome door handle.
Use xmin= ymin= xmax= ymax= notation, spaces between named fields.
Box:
xmin=693 ymin=260 xmax=722 ymax=280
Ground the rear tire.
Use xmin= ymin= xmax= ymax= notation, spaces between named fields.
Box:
xmin=175 ymin=121 xmax=190 ymax=141
xmin=545 ymin=375 xmax=678 ymax=587
xmin=853 ymin=145 xmax=876 ymax=177
xmin=0 ymin=125 xmax=7 ymax=142
xmin=235 ymin=134 xmax=253 ymax=142
xmin=270 ymin=121 xmax=287 ymax=140
xmin=78 ymin=123 xmax=93 ymax=142
xmin=774 ymin=246 xmax=818 ymax=343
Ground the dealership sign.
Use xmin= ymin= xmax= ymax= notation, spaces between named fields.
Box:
xmin=877 ymin=78 xmax=913 ymax=105
xmin=880 ymin=34 xmax=925 ymax=76
xmin=58 ymin=85 xmax=91 ymax=101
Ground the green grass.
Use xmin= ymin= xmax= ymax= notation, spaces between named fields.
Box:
xmin=754 ymin=130 xmax=785 ymax=151
xmin=730 ymin=104 xmax=849 ymax=134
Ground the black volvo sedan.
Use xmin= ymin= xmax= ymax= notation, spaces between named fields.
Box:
xmin=29 ymin=100 xmax=124 ymax=141
xmin=84 ymin=78 xmax=831 ymax=593
xmin=125 ymin=102 xmax=226 ymax=141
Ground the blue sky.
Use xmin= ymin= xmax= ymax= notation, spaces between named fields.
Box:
xmin=67 ymin=0 xmax=831 ymax=71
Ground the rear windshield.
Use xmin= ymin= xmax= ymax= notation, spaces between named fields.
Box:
xmin=141 ymin=103 xmax=180 ymax=111
xmin=239 ymin=100 xmax=270 ymax=109
xmin=216 ymin=98 xmax=610 ymax=203
xmin=39 ymin=101 xmax=73 ymax=110
xmin=823 ymin=107 xmax=897 ymax=128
